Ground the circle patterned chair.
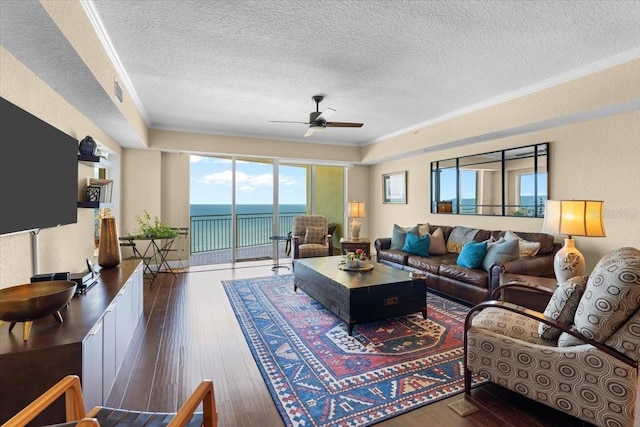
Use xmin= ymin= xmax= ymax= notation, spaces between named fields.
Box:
xmin=464 ymin=247 xmax=639 ymax=427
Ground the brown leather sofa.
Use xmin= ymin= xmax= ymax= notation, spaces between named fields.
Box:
xmin=374 ymin=224 xmax=560 ymax=305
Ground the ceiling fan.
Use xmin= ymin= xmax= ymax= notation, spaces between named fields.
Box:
xmin=269 ymin=95 xmax=363 ymax=137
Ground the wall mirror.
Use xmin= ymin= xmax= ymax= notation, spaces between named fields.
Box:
xmin=430 ymin=143 xmax=548 ymax=217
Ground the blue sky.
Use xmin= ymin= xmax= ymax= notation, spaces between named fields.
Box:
xmin=189 ymin=156 xmax=307 ymax=205
xmin=440 ymin=170 xmax=547 ymax=200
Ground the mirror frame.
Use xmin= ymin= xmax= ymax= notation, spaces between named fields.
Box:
xmin=430 ymin=143 xmax=549 ymax=217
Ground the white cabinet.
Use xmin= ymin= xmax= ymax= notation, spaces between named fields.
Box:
xmin=102 ymin=301 xmax=117 ymax=401
xmin=115 ymin=283 xmax=132 ymax=370
xmin=82 ymin=320 xmax=104 ymax=411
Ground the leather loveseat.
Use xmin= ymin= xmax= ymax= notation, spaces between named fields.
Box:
xmin=375 ymin=224 xmax=560 ymax=305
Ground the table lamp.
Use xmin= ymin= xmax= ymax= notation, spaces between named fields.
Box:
xmin=541 ymin=199 xmax=606 ymax=282
xmin=348 ymin=202 xmax=365 ymax=240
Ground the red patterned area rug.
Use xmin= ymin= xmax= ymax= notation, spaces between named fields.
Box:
xmin=223 ymin=274 xmax=487 ymax=427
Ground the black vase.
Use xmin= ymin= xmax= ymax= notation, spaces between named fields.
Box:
xmin=78 ymin=136 xmax=96 ymax=156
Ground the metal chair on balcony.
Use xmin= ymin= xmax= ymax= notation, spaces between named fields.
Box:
xmin=159 ymin=227 xmax=189 ymax=272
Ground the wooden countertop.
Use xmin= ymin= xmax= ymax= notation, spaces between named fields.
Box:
xmin=0 ymin=260 xmax=140 ymax=355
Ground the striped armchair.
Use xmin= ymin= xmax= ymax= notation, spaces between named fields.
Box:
xmin=464 ymin=247 xmax=639 ymax=427
xmin=291 ymin=215 xmax=333 ymax=261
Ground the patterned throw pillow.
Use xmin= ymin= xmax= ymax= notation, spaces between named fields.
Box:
xmin=558 ymin=247 xmax=640 ymax=346
xmin=456 ymin=241 xmax=488 ymax=269
xmin=504 ymin=230 xmax=541 ymax=257
xmin=604 ymin=309 xmax=640 ymax=361
xmin=428 ymin=227 xmax=447 ymax=255
xmin=304 ymin=226 xmax=325 ymax=244
xmin=538 ymin=275 xmax=587 ymax=340
xmin=446 ymin=226 xmax=480 ymax=254
xmin=482 ymin=238 xmax=519 ymax=272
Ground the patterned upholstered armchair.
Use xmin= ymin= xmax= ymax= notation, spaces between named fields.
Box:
xmin=290 ymin=215 xmax=333 ymax=261
xmin=464 ymin=247 xmax=639 ymax=427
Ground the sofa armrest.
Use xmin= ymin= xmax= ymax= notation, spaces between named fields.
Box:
xmin=375 ymin=238 xmax=391 ymax=251
xmin=374 ymin=238 xmax=392 ymax=261
xmin=490 ymin=281 xmax=555 ymax=300
xmin=465 ymin=300 xmax=638 ymax=369
xmin=488 ymin=254 xmax=556 ymax=296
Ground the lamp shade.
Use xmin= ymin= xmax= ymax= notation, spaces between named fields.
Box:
xmin=348 ymin=202 xmax=365 ymax=218
xmin=542 ymin=200 xmax=606 ymax=238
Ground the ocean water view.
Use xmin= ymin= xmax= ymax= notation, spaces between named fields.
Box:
xmin=189 ymin=204 xmax=306 ymax=253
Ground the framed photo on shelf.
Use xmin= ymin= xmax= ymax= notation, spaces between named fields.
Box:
xmin=383 ymin=171 xmax=407 ymax=204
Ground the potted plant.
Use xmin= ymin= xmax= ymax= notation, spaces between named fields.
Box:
xmin=133 ymin=210 xmax=178 ymax=239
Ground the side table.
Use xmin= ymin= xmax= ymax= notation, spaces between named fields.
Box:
xmin=499 ymin=273 xmax=557 ymax=312
xmin=270 ymin=235 xmax=290 ymax=271
xmin=340 ymin=238 xmax=371 ymax=258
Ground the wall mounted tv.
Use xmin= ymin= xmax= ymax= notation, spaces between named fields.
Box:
xmin=1 ymin=97 xmax=78 ymax=235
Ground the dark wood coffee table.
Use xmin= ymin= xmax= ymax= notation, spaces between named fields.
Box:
xmin=293 ymin=256 xmax=426 ymax=335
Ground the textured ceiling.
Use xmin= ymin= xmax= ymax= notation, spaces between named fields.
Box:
xmin=2 ymin=0 xmax=640 ymax=150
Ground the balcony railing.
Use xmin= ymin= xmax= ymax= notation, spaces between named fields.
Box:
xmin=190 ymin=211 xmax=305 ymax=254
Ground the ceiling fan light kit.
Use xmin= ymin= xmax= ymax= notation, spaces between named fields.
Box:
xmin=270 ymin=95 xmax=363 ymax=137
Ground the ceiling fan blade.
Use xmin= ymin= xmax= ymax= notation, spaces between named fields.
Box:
xmin=304 ymin=127 xmax=315 ymax=137
xmin=316 ymin=108 xmax=336 ymax=122
xmin=268 ymin=120 xmax=310 ymax=124
xmin=326 ymin=122 xmax=363 ymax=128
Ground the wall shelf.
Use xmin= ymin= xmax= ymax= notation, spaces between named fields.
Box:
xmin=78 ymin=154 xmax=113 ymax=208
xmin=78 ymin=154 xmax=111 ymax=168
xmin=78 ymin=201 xmax=99 ymax=209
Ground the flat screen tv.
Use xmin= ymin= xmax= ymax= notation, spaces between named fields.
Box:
xmin=1 ymin=97 xmax=78 ymax=235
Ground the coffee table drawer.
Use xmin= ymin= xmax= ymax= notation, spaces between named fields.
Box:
xmin=351 ymin=280 xmax=426 ymax=321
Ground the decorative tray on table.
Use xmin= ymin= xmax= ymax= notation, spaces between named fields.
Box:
xmin=339 ymin=261 xmax=374 ymax=272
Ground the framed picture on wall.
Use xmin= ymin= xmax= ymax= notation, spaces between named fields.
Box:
xmin=383 ymin=171 xmax=407 ymax=204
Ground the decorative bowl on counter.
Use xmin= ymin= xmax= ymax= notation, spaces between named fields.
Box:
xmin=0 ymin=280 xmax=77 ymax=340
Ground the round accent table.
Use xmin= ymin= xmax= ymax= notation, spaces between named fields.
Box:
xmin=270 ymin=235 xmax=291 ymax=271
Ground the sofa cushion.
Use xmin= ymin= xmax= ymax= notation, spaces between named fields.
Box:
xmin=538 ymin=275 xmax=588 ymax=340
xmin=407 ymin=253 xmax=450 ymax=275
xmin=559 ymin=247 xmax=640 ymax=346
xmin=446 ymin=226 xmax=481 ymax=253
xmin=504 ymin=230 xmax=541 ymax=257
xmin=304 ymin=226 xmax=325 ymax=244
xmin=428 ymin=227 xmax=447 ymax=255
xmin=471 ymin=307 xmax=543 ymax=345
xmin=402 ymin=232 xmax=430 ymax=256
xmin=457 ymin=241 xmax=488 ymax=269
xmin=439 ymin=260 xmax=489 ymax=288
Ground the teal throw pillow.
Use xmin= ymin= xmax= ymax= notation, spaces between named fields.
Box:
xmin=402 ymin=232 xmax=430 ymax=257
xmin=457 ymin=241 xmax=488 ymax=269
xmin=481 ymin=238 xmax=519 ymax=271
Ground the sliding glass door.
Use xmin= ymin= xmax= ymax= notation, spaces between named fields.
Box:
xmin=234 ymin=158 xmax=274 ymax=262
xmin=189 ymin=156 xmax=311 ymax=265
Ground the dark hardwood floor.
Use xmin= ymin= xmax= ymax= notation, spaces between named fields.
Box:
xmin=106 ymin=260 xmax=593 ymax=426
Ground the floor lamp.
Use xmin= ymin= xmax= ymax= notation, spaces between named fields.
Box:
xmin=542 ymin=200 xmax=606 ymax=283
xmin=348 ymin=202 xmax=365 ymax=240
